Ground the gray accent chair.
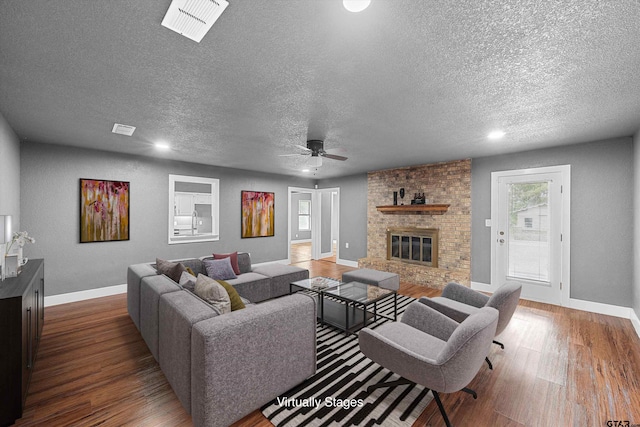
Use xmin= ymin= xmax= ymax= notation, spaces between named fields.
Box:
xmin=418 ymin=281 xmax=522 ymax=369
xmin=359 ymin=303 xmax=498 ymax=427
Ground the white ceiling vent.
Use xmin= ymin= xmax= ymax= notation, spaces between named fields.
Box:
xmin=111 ymin=123 xmax=136 ymax=136
xmin=161 ymin=0 xmax=229 ymax=43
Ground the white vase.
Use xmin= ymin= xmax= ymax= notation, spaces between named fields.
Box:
xmin=4 ymin=254 xmax=18 ymax=278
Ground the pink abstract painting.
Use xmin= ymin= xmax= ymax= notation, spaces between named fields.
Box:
xmin=80 ymin=179 xmax=130 ymax=243
xmin=241 ymin=191 xmax=274 ymax=238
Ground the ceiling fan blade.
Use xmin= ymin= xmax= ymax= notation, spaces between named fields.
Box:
xmin=278 ymin=153 xmax=308 ymax=157
xmin=321 ymin=153 xmax=348 ymax=161
xmin=295 ymin=144 xmax=312 ymax=152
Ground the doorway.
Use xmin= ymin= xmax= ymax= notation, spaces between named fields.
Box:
xmin=288 ymin=187 xmax=340 ymax=265
xmin=491 ymin=165 xmax=570 ymax=305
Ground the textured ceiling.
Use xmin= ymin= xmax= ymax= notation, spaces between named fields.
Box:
xmin=1 ymin=0 xmax=640 ymax=179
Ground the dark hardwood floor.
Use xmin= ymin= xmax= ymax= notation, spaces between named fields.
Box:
xmin=13 ymin=260 xmax=640 ymax=426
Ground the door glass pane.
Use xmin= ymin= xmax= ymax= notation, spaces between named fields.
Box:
xmin=507 ymin=181 xmax=550 ymax=282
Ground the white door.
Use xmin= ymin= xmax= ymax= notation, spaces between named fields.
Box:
xmin=491 ymin=166 xmax=570 ymax=305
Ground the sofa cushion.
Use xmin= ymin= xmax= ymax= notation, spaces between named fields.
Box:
xmin=225 ymin=272 xmax=271 ymax=303
xmin=159 ymin=290 xmax=219 ymax=413
xmin=213 ymin=252 xmax=240 ymax=275
xmin=203 ymin=257 xmax=237 ymax=281
xmin=179 ymin=271 xmax=197 ymax=292
xmin=194 ymin=274 xmax=231 ymax=314
xmin=156 ymin=258 xmax=187 ymax=282
xmin=237 ymin=252 xmax=252 ymax=274
xmin=253 ymin=263 xmax=309 ymax=299
xmin=216 ymin=280 xmax=246 ymax=311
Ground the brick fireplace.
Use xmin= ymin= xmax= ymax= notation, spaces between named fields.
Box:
xmin=359 ymin=159 xmax=471 ymax=289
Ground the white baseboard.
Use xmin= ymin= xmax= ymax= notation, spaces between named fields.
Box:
xmin=291 ymin=239 xmax=312 ymax=244
xmin=45 ymin=284 xmax=127 ymax=307
xmin=471 ymin=281 xmax=640 ymax=339
xmin=336 ymin=258 xmax=359 ymax=268
xmin=631 ymin=309 xmax=640 ymax=339
xmin=566 ymin=298 xmax=632 ymax=319
xmin=471 ymin=281 xmax=493 ymax=292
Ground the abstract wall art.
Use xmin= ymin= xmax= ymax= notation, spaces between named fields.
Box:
xmin=241 ymin=191 xmax=274 ymax=238
xmin=80 ymin=179 xmax=130 ymax=243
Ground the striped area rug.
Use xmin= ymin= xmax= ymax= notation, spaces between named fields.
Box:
xmin=261 ymin=295 xmax=432 ymax=427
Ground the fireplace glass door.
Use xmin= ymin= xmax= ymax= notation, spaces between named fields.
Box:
xmin=388 ymin=229 xmax=437 ymax=267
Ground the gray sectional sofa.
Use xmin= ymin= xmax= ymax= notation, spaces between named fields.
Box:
xmin=127 ymin=253 xmax=316 ymax=427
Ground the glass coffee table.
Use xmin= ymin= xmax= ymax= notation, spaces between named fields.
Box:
xmin=290 ymin=277 xmax=397 ymax=334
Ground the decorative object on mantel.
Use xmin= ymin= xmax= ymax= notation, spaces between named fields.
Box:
xmin=393 ymin=191 xmax=398 ymax=205
xmin=399 ymin=188 xmax=405 ymax=205
xmin=376 ymin=204 xmax=450 ymax=214
xmin=4 ymin=230 xmax=35 ymax=278
xmin=0 ymin=215 xmax=12 ymax=281
xmin=411 ymin=192 xmax=428 ymax=205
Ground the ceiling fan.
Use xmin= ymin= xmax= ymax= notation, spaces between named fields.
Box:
xmin=280 ymin=140 xmax=348 ymax=167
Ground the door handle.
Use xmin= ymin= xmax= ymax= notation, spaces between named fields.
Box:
xmin=499 ymin=239 xmax=505 ymax=243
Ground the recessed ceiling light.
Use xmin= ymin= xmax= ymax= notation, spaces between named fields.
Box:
xmin=343 ymin=0 xmax=371 ymax=12
xmin=155 ymin=141 xmax=171 ymax=151
xmin=488 ymin=130 xmax=506 ymax=140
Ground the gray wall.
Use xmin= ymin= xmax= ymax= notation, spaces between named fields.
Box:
xmin=21 ymin=142 xmax=314 ymax=296
xmin=290 ymin=192 xmax=311 ymax=241
xmin=317 ymin=173 xmax=368 ymax=262
xmin=634 ymin=131 xmax=640 ymax=320
xmin=472 ymin=137 xmax=634 ymax=307
xmin=0 ymin=112 xmax=21 ymax=230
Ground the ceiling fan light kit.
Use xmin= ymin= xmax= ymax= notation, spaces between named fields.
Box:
xmin=343 ymin=0 xmax=371 ymax=13
xmin=308 ymin=155 xmax=322 ymax=168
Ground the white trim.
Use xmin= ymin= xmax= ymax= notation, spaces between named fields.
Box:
xmin=291 ymin=239 xmax=312 ymax=243
xmin=472 ymin=280 xmax=640 ymax=339
xmin=45 ymin=284 xmax=127 ymax=307
xmin=336 ymin=258 xmax=359 ymax=268
xmin=631 ymin=309 xmax=640 ymax=340
xmin=567 ymin=298 xmax=633 ymax=319
xmin=471 ymin=281 xmax=493 ymax=293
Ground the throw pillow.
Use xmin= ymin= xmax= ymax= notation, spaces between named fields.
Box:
xmin=213 ymin=251 xmax=240 ymax=275
xmin=203 ymin=257 xmax=237 ymax=281
xmin=156 ymin=258 xmax=186 ymax=283
xmin=194 ymin=274 xmax=231 ymax=314
xmin=216 ymin=280 xmax=246 ymax=311
xmin=179 ymin=270 xmax=197 ymax=292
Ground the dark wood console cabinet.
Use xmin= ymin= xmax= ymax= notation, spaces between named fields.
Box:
xmin=0 ymin=259 xmax=44 ymax=427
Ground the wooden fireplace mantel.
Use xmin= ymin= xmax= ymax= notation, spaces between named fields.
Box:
xmin=376 ymin=204 xmax=450 ymax=214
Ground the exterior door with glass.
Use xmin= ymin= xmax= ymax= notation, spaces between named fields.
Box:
xmin=491 ymin=166 xmax=570 ymax=305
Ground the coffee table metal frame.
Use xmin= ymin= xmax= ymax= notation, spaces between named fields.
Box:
xmin=290 ymin=277 xmax=397 ymax=335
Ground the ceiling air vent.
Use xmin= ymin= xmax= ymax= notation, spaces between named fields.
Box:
xmin=161 ymin=0 xmax=229 ymax=43
xmin=111 ymin=123 xmax=136 ymax=136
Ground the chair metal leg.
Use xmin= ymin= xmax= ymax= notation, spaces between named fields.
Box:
xmin=485 ymin=356 xmax=493 ymax=370
xmin=493 ymin=340 xmax=505 ymax=349
xmin=431 ymin=390 xmax=452 ymax=427
xmin=461 ymin=387 xmax=477 ymax=399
